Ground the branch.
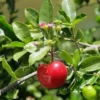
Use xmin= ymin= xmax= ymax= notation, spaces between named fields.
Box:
xmin=64 ymin=38 xmax=92 ymax=47
xmin=0 ymin=71 xmax=37 ymax=96
xmin=64 ymin=38 xmax=100 ymax=53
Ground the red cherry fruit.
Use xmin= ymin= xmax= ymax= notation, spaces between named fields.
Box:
xmin=37 ymin=61 xmax=68 ymax=89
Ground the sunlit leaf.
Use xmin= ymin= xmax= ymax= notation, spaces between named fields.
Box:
xmin=29 ymin=46 xmax=50 ymax=66
xmin=39 ymin=0 xmax=53 ymax=23
xmin=72 ymin=13 xmax=87 ymax=25
xmin=13 ymin=50 xmax=27 ymax=62
xmin=60 ymin=50 xmax=72 ymax=64
xmin=62 ymin=0 xmax=76 ymax=22
xmin=2 ymin=41 xmax=24 ymax=48
xmin=24 ymin=42 xmax=37 ymax=53
xmin=25 ymin=8 xmax=39 ymax=26
xmin=79 ymin=56 xmax=100 ymax=72
xmin=12 ymin=21 xmax=32 ymax=43
xmin=2 ymin=57 xmax=17 ymax=79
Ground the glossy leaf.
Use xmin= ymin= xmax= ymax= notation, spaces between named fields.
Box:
xmin=0 ymin=15 xmax=18 ymax=41
xmin=24 ymin=42 xmax=37 ymax=53
xmin=39 ymin=0 xmax=53 ymax=23
xmin=25 ymin=8 xmax=39 ymax=26
xmin=80 ymin=71 xmax=100 ymax=89
xmin=13 ymin=50 xmax=27 ymax=62
xmin=74 ymin=29 xmax=83 ymax=42
xmin=72 ymin=13 xmax=87 ymax=25
xmin=62 ymin=0 xmax=76 ymax=22
xmin=95 ymin=8 xmax=100 ymax=23
xmin=2 ymin=41 xmax=24 ymax=48
xmin=80 ymin=62 xmax=100 ymax=72
xmin=31 ymin=32 xmax=43 ymax=40
xmin=59 ymin=10 xmax=70 ymax=22
xmin=73 ymin=49 xmax=82 ymax=68
xmin=12 ymin=21 xmax=32 ymax=43
xmin=79 ymin=56 xmax=100 ymax=70
xmin=60 ymin=50 xmax=72 ymax=64
xmin=29 ymin=46 xmax=50 ymax=66
xmin=2 ymin=57 xmax=17 ymax=79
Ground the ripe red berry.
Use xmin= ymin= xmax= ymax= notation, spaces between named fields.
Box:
xmin=37 ymin=61 xmax=68 ymax=89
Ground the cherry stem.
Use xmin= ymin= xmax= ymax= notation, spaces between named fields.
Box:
xmin=51 ymin=45 xmax=54 ymax=62
xmin=0 ymin=71 xmax=37 ymax=96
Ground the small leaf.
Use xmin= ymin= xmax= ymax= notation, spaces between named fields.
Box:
xmin=62 ymin=0 xmax=76 ymax=22
xmin=31 ymin=32 xmax=43 ymax=40
xmin=15 ymin=66 xmax=33 ymax=78
xmin=25 ymin=8 xmax=39 ymax=26
xmin=80 ymin=71 xmax=100 ymax=89
xmin=39 ymin=0 xmax=53 ymax=23
xmin=60 ymin=50 xmax=72 ymax=64
xmin=0 ymin=28 xmax=5 ymax=37
xmin=73 ymin=49 xmax=82 ymax=68
xmin=0 ymin=15 xmax=18 ymax=41
xmin=11 ymin=66 xmax=34 ymax=83
xmin=74 ymin=29 xmax=83 ymax=42
xmin=12 ymin=21 xmax=32 ymax=43
xmin=72 ymin=13 xmax=87 ymax=25
xmin=2 ymin=41 xmax=24 ymax=48
xmin=24 ymin=42 xmax=37 ymax=53
xmin=80 ymin=62 xmax=100 ymax=72
xmin=59 ymin=10 xmax=70 ymax=22
xmin=79 ymin=56 xmax=100 ymax=70
xmin=13 ymin=50 xmax=27 ymax=62
xmin=2 ymin=57 xmax=17 ymax=79
xmin=29 ymin=46 xmax=50 ymax=66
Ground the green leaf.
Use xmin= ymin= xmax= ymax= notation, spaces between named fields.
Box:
xmin=95 ymin=8 xmax=100 ymax=23
xmin=60 ymin=50 xmax=72 ymax=64
xmin=75 ymin=0 xmax=83 ymax=5
xmin=0 ymin=15 xmax=18 ymax=41
xmin=2 ymin=41 xmax=25 ymax=48
xmin=11 ymin=66 xmax=34 ymax=82
xmin=59 ymin=10 xmax=70 ymax=22
xmin=2 ymin=57 xmax=17 ymax=79
xmin=40 ymin=95 xmax=63 ymax=100
xmin=31 ymin=31 xmax=43 ymax=40
xmin=24 ymin=42 xmax=37 ymax=53
xmin=13 ymin=50 xmax=27 ymax=62
xmin=80 ymin=62 xmax=100 ymax=72
xmin=12 ymin=21 xmax=32 ymax=43
xmin=73 ymin=49 xmax=82 ymax=68
xmin=29 ymin=46 xmax=50 ymax=66
xmin=25 ymin=8 xmax=39 ymax=26
xmin=70 ymin=89 xmax=83 ymax=100
xmin=80 ymin=71 xmax=100 ymax=89
xmin=15 ymin=66 xmax=33 ymax=78
xmin=79 ymin=56 xmax=100 ymax=72
xmin=62 ymin=0 xmax=76 ymax=22
xmin=72 ymin=14 xmax=87 ymax=25
xmin=39 ymin=0 xmax=53 ymax=23
xmin=74 ymin=29 xmax=83 ymax=42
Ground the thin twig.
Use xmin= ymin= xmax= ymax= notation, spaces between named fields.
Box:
xmin=0 ymin=71 xmax=37 ymax=96
xmin=64 ymin=38 xmax=100 ymax=53
xmin=64 ymin=38 xmax=92 ymax=47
